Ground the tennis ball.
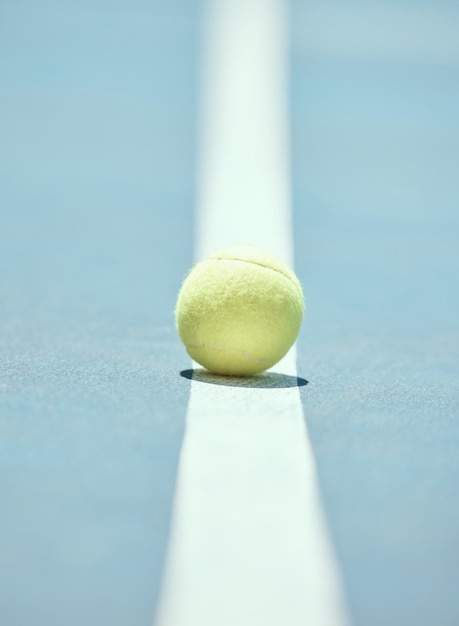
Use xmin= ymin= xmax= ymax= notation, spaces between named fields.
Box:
xmin=175 ymin=244 xmax=305 ymax=376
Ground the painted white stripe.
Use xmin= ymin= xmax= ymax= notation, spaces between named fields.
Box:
xmin=155 ymin=1 xmax=350 ymax=625
xmin=196 ymin=0 xmax=292 ymax=263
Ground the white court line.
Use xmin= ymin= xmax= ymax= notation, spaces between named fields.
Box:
xmin=154 ymin=1 xmax=350 ymax=625
xmin=195 ymin=0 xmax=292 ymax=261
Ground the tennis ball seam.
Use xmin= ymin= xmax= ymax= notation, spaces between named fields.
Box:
xmin=187 ymin=342 xmax=271 ymax=364
xmin=211 ymin=257 xmax=303 ymax=302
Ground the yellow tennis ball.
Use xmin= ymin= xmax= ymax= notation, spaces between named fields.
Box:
xmin=175 ymin=244 xmax=305 ymax=376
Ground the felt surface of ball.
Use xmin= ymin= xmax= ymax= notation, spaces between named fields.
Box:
xmin=175 ymin=244 xmax=305 ymax=376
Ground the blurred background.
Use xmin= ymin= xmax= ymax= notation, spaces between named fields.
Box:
xmin=1 ymin=1 xmax=458 ymax=625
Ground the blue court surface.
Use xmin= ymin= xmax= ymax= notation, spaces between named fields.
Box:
xmin=1 ymin=1 xmax=458 ymax=625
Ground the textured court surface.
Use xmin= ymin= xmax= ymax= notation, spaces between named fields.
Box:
xmin=1 ymin=1 xmax=459 ymax=625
